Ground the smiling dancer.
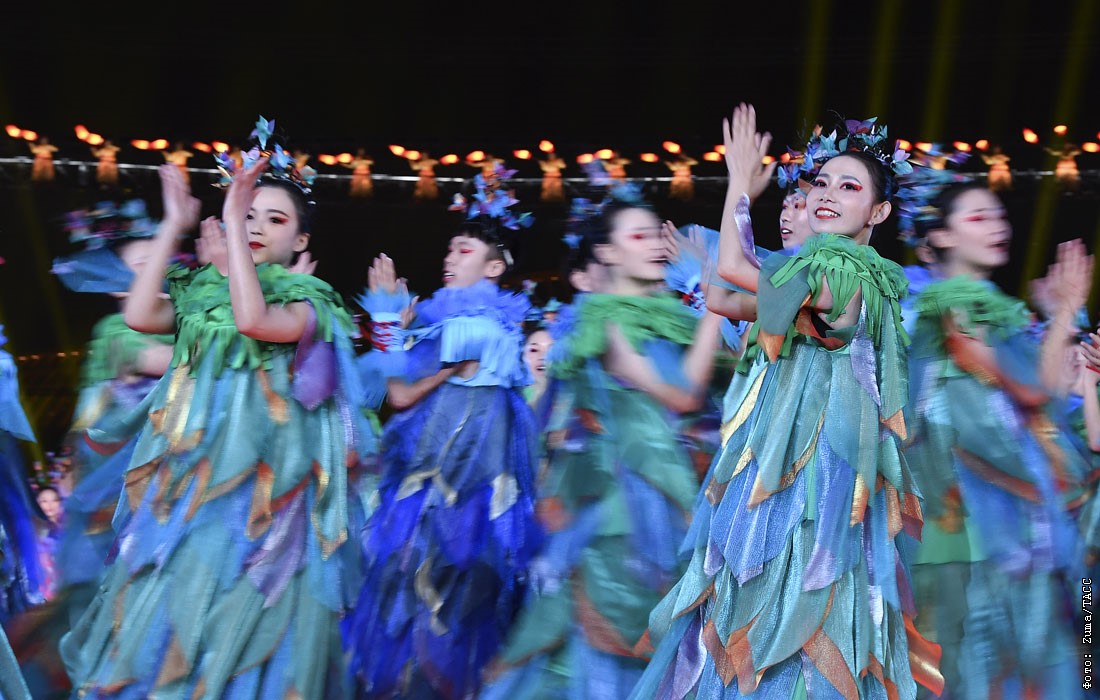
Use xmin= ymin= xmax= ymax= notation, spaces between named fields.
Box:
xmin=898 ymin=175 xmax=1089 ymax=699
xmin=346 ymin=165 xmax=542 ymax=699
xmin=61 ymin=119 xmax=371 ymax=698
xmin=482 ymin=181 xmax=723 ymax=698
xmin=632 ymin=106 xmax=941 ymax=699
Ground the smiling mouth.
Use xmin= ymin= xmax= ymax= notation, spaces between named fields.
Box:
xmin=442 ymin=272 xmax=455 ymax=282
xmin=780 ymin=227 xmax=793 ymax=237
xmin=814 ymin=208 xmax=839 ymax=219
xmin=249 ymin=241 xmax=265 ymax=250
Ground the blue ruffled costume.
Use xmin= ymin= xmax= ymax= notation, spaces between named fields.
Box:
xmin=345 ymin=279 xmax=543 ymax=699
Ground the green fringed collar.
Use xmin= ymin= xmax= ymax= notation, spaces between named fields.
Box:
xmin=739 ymin=234 xmax=910 ymax=369
xmin=167 ymin=263 xmax=353 ymax=376
xmin=550 ymin=293 xmax=697 ymax=379
xmin=914 ymin=275 xmax=1029 ymax=351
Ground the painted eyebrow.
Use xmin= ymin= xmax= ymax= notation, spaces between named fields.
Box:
xmin=249 ymin=207 xmax=291 ymax=217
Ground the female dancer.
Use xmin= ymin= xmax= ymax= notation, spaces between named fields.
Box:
xmin=901 ymin=178 xmax=1089 ymax=698
xmin=62 ymin=122 xmax=371 ymax=698
xmin=632 ymin=105 xmax=939 ymax=699
xmin=346 ymin=166 xmax=542 ymax=699
xmin=50 ymin=200 xmax=175 ymax=599
xmin=483 ymin=188 xmax=723 ymax=698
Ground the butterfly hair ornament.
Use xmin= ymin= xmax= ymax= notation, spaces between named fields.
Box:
xmin=213 ymin=116 xmax=317 ymax=203
xmin=893 ymin=149 xmax=974 ymax=248
xmin=778 ymin=117 xmax=915 ymax=199
xmin=447 ymin=162 xmax=534 ymax=268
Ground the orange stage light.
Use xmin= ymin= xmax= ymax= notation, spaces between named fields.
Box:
xmin=538 ymin=140 xmax=555 ymax=153
xmin=513 ymin=149 xmax=531 ymax=160
xmin=640 ymin=153 xmax=659 ymax=163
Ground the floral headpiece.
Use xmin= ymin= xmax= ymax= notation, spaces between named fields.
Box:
xmin=565 ymin=160 xmax=649 ymax=244
xmin=448 ymin=163 xmax=534 ymax=232
xmin=778 ymin=117 xmax=913 ymax=198
xmin=213 ymin=116 xmax=316 ymax=201
xmin=894 ymin=150 xmax=973 ymax=247
xmin=446 ymin=163 xmax=533 ymax=267
xmin=64 ymin=199 xmax=157 ymax=249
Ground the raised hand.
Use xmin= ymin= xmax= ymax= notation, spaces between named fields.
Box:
xmin=196 ymin=216 xmax=228 ymax=272
xmin=722 ymin=103 xmax=774 ymax=197
xmin=289 ymin=250 xmax=318 ymax=275
xmin=368 ymin=254 xmax=400 ymax=295
xmin=158 ymin=163 xmax=200 ymax=234
xmin=222 ymin=158 xmax=269 ymax=225
xmin=1045 ymin=239 xmax=1094 ymax=313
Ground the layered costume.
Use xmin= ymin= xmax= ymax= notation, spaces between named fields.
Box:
xmin=484 ymin=293 xmax=703 ymax=698
xmin=348 ymin=280 xmax=542 ymax=699
xmin=905 ymin=276 xmax=1084 ymax=699
xmin=62 ymin=129 xmax=372 ymax=698
xmin=346 ymin=165 xmax=542 ymax=699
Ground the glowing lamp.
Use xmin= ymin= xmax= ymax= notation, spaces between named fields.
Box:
xmin=337 ymin=153 xmax=353 ymax=164
xmin=662 ymin=141 xmax=681 ymax=154
xmin=703 ymin=152 xmax=721 ymax=162
xmin=895 ymin=139 xmax=912 ymax=151
xmin=151 ymin=139 xmax=168 ymax=150
xmin=513 ymin=149 xmax=532 ymax=160
xmin=466 ymin=150 xmax=485 ymax=162
xmin=779 ymin=152 xmax=792 ymax=163
xmin=914 ymin=142 xmax=932 ymax=152
xmin=74 ymin=124 xmax=90 ymax=140
xmin=953 ymin=141 xmax=972 ymax=152
xmin=131 ymin=139 xmax=150 ymax=150
xmin=4 ymin=125 xmax=20 ymax=138
xmin=318 ymin=154 xmax=337 ymax=165
xmin=595 ymin=148 xmax=614 ymax=160
xmin=577 ymin=153 xmax=594 ymax=164
xmin=1053 ymin=125 xmax=1068 ymax=136
xmin=1022 ymin=128 xmax=1039 ymax=144
xmin=640 ymin=153 xmax=659 ymax=163
xmin=761 ymin=155 xmax=775 ymax=165
xmin=389 ymin=145 xmax=406 ymax=157
xmin=975 ymin=139 xmax=989 ymax=151
xmin=192 ymin=142 xmax=212 ymax=153
xmin=211 ymin=141 xmax=229 ymax=153
xmin=404 ymin=150 xmax=421 ymax=161
xmin=440 ymin=154 xmax=460 ymax=165
xmin=539 ymin=139 xmax=555 ymax=153
xmin=715 ymin=145 xmax=726 ymax=155
xmin=86 ymin=134 xmax=104 ymax=146
xmin=20 ymin=130 xmax=37 ymax=141
xmin=1083 ymin=142 xmax=1100 ymax=153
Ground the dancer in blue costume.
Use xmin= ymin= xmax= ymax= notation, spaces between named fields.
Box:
xmin=897 ymin=177 xmax=1090 ymax=699
xmin=0 ymin=325 xmax=43 ymax=620
xmin=0 ymin=326 xmax=39 ymax=700
xmin=632 ymin=105 xmax=942 ymax=699
xmin=61 ymin=118 xmax=372 ymax=698
xmin=483 ymin=181 xmax=724 ymax=698
xmin=50 ymin=200 xmax=175 ymax=600
xmin=346 ymin=165 xmax=542 ymax=699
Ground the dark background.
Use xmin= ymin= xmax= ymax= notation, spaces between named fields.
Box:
xmin=2 ymin=0 xmax=1100 ymax=449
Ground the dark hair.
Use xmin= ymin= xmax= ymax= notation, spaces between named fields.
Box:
xmin=257 ymin=178 xmax=314 ymax=233
xmin=827 ymin=151 xmax=898 ymax=202
xmin=917 ymin=181 xmax=994 ymax=260
xmin=455 ymin=219 xmax=510 ymax=266
xmin=572 ymin=198 xmax=646 ymax=247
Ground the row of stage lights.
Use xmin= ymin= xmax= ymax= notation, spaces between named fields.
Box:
xmin=4 ymin=124 xmax=1100 ymax=162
